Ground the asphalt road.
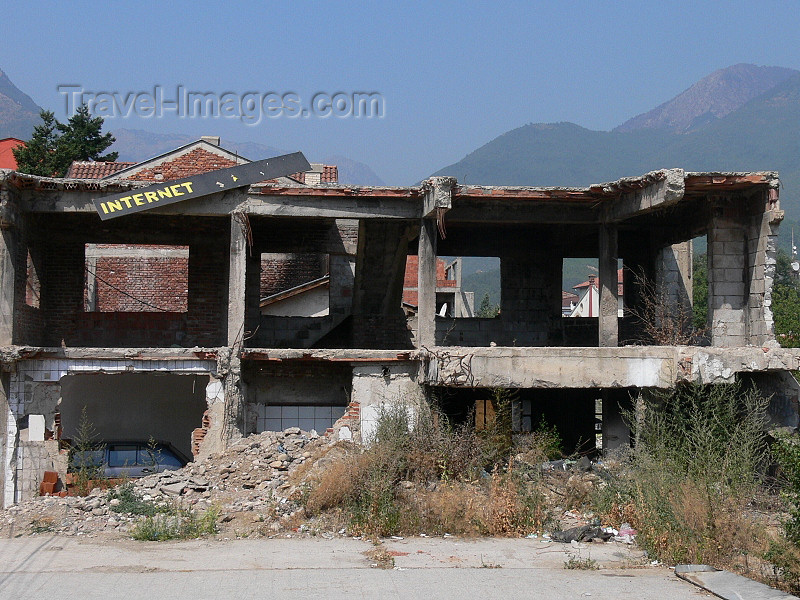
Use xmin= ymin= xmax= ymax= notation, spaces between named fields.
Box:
xmin=0 ymin=535 xmax=711 ymax=599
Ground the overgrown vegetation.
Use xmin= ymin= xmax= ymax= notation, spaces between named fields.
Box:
xmin=627 ymin=267 xmax=706 ymax=345
xmin=301 ymin=393 xmax=559 ymax=537
xmin=67 ymin=406 xmax=107 ymax=496
xmin=107 ymin=483 xmax=169 ymax=517
xmin=130 ymin=504 xmax=220 ymax=541
xmin=592 ymin=380 xmax=770 ymax=570
xmin=766 ymin=433 xmax=800 ymax=588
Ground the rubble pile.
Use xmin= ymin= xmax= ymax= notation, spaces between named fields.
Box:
xmin=0 ymin=427 xmax=338 ymax=539
xmin=1 ymin=430 xmax=635 ymax=546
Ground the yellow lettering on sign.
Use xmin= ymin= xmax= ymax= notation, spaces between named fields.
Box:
xmin=120 ymin=197 xmax=133 ymax=209
xmin=132 ymin=193 xmax=145 ymax=206
xmin=170 ymin=184 xmax=184 ymax=197
xmin=144 ymin=191 xmax=158 ymax=203
xmin=101 ymin=203 xmax=109 ymax=214
xmin=105 ymin=199 xmax=123 ymax=213
xmin=182 ymin=181 xmax=194 ymax=193
xmin=158 ymin=188 xmax=173 ymax=199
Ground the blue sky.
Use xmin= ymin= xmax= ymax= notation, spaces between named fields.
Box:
xmin=3 ymin=0 xmax=800 ymax=184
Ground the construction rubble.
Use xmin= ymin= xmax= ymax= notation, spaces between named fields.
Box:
xmin=0 ymin=428 xmax=328 ymax=539
xmin=0 ymin=427 xmax=641 ymax=546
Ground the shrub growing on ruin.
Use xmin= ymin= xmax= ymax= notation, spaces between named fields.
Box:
xmin=304 ymin=391 xmax=557 ymax=537
xmin=593 ymin=380 xmax=770 ymax=567
xmin=67 ymin=406 xmax=106 ymax=496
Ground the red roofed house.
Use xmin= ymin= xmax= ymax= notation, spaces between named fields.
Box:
xmin=0 ymin=138 xmax=25 ymax=170
xmin=403 ymin=256 xmax=474 ymax=317
xmin=65 ymin=137 xmax=340 ymax=319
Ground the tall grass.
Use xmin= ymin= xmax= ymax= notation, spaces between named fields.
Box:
xmin=303 ymin=396 xmax=556 ymax=537
xmin=593 ymin=380 xmax=770 ymax=567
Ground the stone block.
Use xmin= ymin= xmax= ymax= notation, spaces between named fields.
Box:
xmin=713 ymin=282 xmax=744 ymax=297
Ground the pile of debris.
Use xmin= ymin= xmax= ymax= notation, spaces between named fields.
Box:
xmin=0 ymin=427 xmax=336 ymax=539
xmin=0 ymin=429 xmax=635 ymax=545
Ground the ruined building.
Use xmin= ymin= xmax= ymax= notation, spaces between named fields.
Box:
xmin=1 ymin=158 xmax=798 ymax=506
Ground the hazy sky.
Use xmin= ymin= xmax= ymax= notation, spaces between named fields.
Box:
xmin=4 ymin=1 xmax=800 ymax=184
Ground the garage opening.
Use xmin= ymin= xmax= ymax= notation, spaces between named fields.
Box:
xmin=245 ymin=362 xmax=350 ymax=434
xmin=59 ymin=373 xmax=208 ymax=461
xmin=432 ymin=387 xmax=597 ymax=455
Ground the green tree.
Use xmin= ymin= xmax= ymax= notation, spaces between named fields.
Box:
xmin=692 ymin=253 xmax=708 ymax=330
xmin=54 ymin=104 xmax=118 ymax=174
xmin=11 ymin=110 xmax=61 ymax=176
xmin=13 ymin=105 xmax=117 ymax=177
xmin=772 ymin=249 xmax=800 ymax=348
xmin=477 ymin=292 xmax=499 ymax=318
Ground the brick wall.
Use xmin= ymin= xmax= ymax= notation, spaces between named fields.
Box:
xmin=28 ymin=215 xmax=227 ymax=348
xmin=125 ymin=148 xmax=239 ymax=182
xmin=86 ymin=250 xmax=188 ymax=312
xmin=260 ymin=253 xmax=328 ymax=297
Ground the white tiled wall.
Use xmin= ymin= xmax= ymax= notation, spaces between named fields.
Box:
xmin=256 ymin=404 xmax=346 ymax=433
xmin=4 ymin=357 xmax=217 ymax=507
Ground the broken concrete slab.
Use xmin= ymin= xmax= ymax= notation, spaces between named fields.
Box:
xmin=676 ymin=564 xmax=798 ymax=599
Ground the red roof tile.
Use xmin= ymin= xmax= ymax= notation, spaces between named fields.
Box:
xmin=66 ymin=161 xmax=136 ymax=179
xmin=0 ymin=138 xmax=24 ymax=170
xmin=123 ymin=147 xmax=239 ymax=182
xmin=285 ymin=165 xmax=339 ymax=184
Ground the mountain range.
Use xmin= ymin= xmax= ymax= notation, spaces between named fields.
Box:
xmin=2 ymin=63 xmax=798 ymax=226
xmin=434 ymin=63 xmax=800 ymax=240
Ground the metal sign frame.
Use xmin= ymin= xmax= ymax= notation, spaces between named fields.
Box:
xmin=93 ymin=151 xmax=311 ymax=220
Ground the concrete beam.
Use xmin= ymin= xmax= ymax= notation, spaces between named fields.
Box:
xmin=445 ymin=201 xmax=599 ymax=224
xmin=606 ymin=169 xmax=685 ymax=222
xmin=424 ymin=345 xmax=800 ymax=389
xmin=422 ymin=177 xmax=455 ymax=218
xmin=23 ymin=188 xmax=421 ymax=220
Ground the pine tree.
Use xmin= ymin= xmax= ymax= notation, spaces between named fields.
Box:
xmin=477 ymin=292 xmax=499 ymax=318
xmin=13 ymin=105 xmax=117 ymax=177
xmin=12 ymin=110 xmax=61 ymax=176
xmin=54 ymin=104 xmax=117 ymax=174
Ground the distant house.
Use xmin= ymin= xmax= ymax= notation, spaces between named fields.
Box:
xmin=403 ymin=256 xmax=474 ymax=318
xmin=65 ymin=160 xmax=135 ymax=179
xmin=568 ymin=270 xmax=624 ymax=317
xmin=0 ymin=138 xmax=25 ymax=170
xmin=65 ymin=136 xmax=338 ymax=186
xmin=561 ymin=290 xmax=579 ymax=316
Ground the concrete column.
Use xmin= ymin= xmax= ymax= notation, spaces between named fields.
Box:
xmin=0 ymin=227 xmax=17 ymax=346
xmin=85 ymin=252 xmax=98 ymax=312
xmin=0 ymin=372 xmax=9 ymax=507
xmin=601 ymin=389 xmax=630 ymax=452
xmin=227 ymin=216 xmax=248 ymax=346
xmin=351 ymin=221 xmax=414 ymax=349
xmin=707 ymin=201 xmax=746 ymax=347
xmin=417 ymin=219 xmax=437 ymax=349
xmin=655 ymin=242 xmax=693 ymax=314
xmin=598 ymin=224 xmax=618 ymax=347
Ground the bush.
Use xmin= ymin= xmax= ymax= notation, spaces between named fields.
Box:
xmin=107 ymin=483 xmax=169 ymax=516
xmin=130 ymin=504 xmax=219 ymax=541
xmin=592 ymin=380 xmax=770 ymax=567
xmin=68 ymin=406 xmax=106 ymax=496
xmin=304 ymin=392 xmax=557 ymax=537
